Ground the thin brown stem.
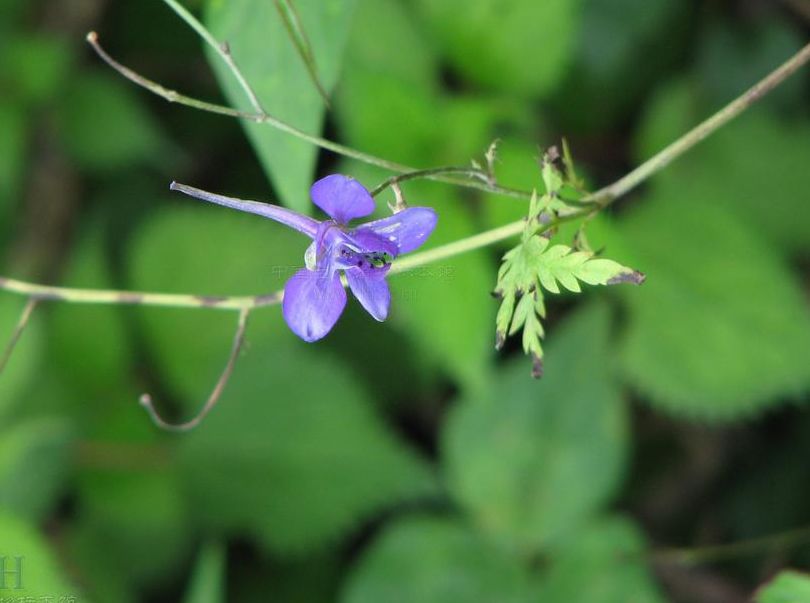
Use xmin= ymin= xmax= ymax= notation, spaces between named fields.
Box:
xmin=86 ymin=32 xmax=260 ymax=121
xmin=84 ymin=31 xmax=530 ymax=199
xmin=0 ymin=298 xmax=38 ymax=375
xmin=272 ymin=0 xmax=332 ymax=108
xmin=139 ymin=307 xmax=251 ymax=432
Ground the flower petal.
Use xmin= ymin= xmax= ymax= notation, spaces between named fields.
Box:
xmin=310 ymin=175 xmax=375 ymax=224
xmin=350 ymin=229 xmax=399 ymax=259
xmin=346 ymin=269 xmax=391 ymax=321
xmin=356 ymin=207 xmax=437 ymax=254
xmin=282 ymin=268 xmax=346 ymax=342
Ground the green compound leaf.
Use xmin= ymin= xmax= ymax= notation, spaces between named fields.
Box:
xmin=495 ymin=157 xmax=642 ymax=376
xmin=444 ymin=303 xmax=629 ymax=551
xmin=205 ymin=0 xmax=357 ymax=213
xmin=341 ymin=515 xmax=533 ymax=603
xmin=536 ymin=516 xmax=667 ymax=603
xmin=756 ymin=571 xmax=810 ymax=603
xmin=513 ymin=237 xmax=643 ymax=296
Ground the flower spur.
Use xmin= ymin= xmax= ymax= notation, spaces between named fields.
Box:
xmin=170 ymin=175 xmax=438 ymax=341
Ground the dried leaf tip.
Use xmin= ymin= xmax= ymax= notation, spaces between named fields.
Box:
xmin=531 ymin=354 xmax=544 ymax=379
xmin=607 ymin=270 xmax=646 ymax=285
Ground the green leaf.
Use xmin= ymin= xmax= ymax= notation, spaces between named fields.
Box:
xmin=444 ymin=303 xmax=629 ymax=550
xmin=756 ymin=571 xmax=810 ymax=603
xmin=57 ymin=72 xmax=165 ymax=172
xmin=0 ymin=510 xmax=79 ymax=598
xmin=536 ymin=516 xmax=667 ymax=603
xmin=341 ymin=515 xmax=533 ymax=603
xmin=413 ymin=0 xmax=581 ymax=96
xmin=613 ymin=196 xmax=810 ymax=419
xmin=183 ymin=542 xmax=226 ymax=603
xmin=532 ymin=240 xmax=642 ymax=294
xmin=205 ymin=0 xmax=357 ymax=212
xmin=0 ymin=417 xmax=73 ymax=521
xmin=179 ymin=339 xmax=437 ymax=555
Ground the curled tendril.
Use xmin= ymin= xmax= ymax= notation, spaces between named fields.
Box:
xmin=139 ymin=307 xmax=251 ymax=432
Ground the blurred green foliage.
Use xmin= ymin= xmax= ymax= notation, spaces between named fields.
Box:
xmin=1 ymin=0 xmax=809 ymax=601
xmin=756 ymin=570 xmax=810 ymax=603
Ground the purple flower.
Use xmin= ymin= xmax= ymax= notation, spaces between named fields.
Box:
xmin=171 ymin=175 xmax=437 ymax=341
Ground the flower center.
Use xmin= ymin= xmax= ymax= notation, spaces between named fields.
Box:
xmin=338 ymin=247 xmax=393 ymax=271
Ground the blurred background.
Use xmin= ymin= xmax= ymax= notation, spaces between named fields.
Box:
xmin=1 ymin=0 xmax=809 ymax=601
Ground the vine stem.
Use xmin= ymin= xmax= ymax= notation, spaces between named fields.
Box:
xmin=2 ymin=44 xmax=809 ymax=311
xmin=590 ymin=41 xmax=810 ymax=205
xmin=653 ymin=524 xmax=810 ymax=566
